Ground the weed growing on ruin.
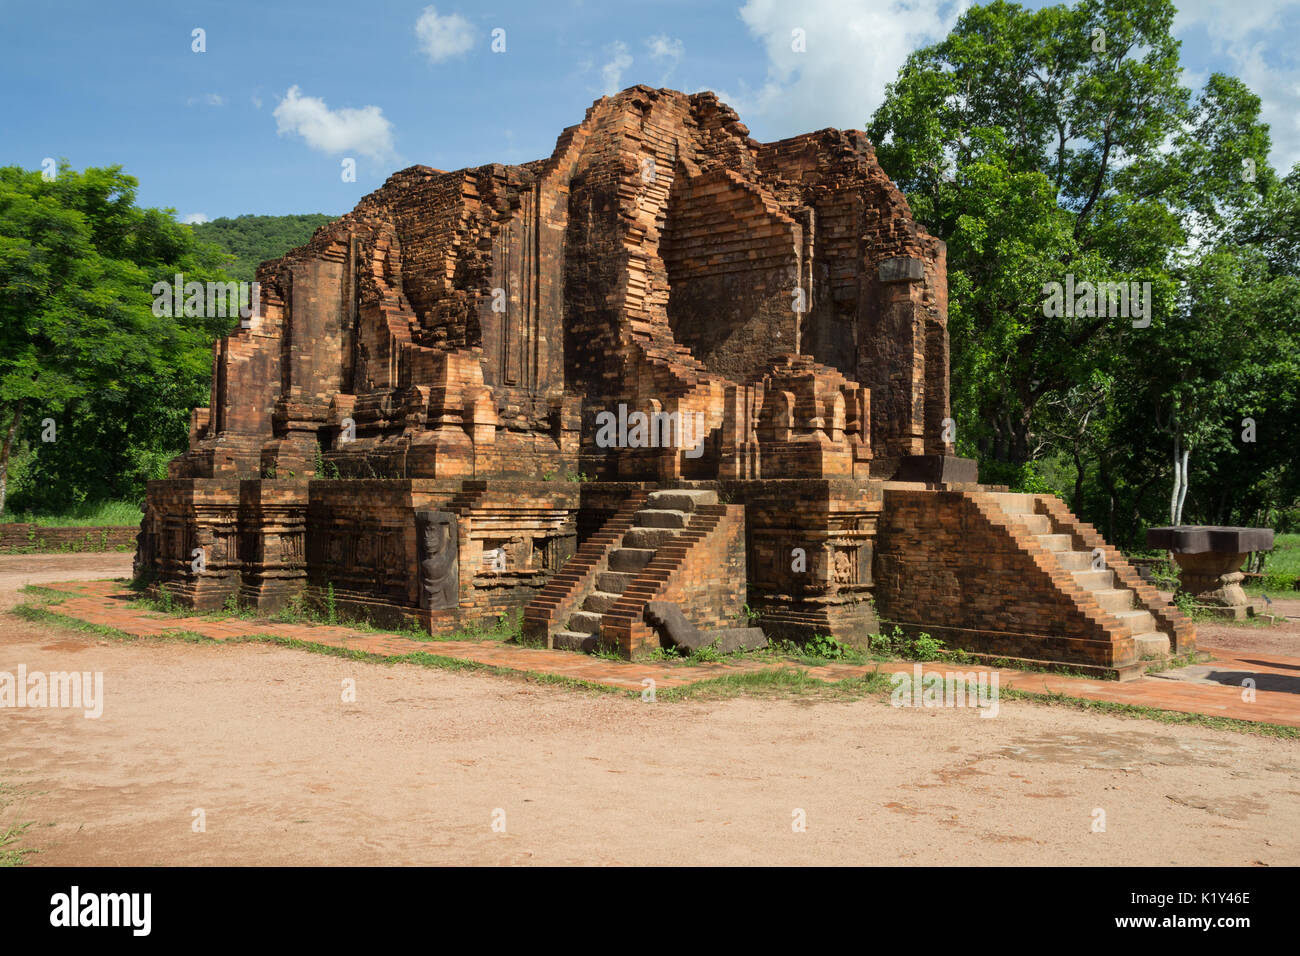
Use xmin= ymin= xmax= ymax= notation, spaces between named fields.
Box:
xmin=271 ymin=593 xmax=306 ymax=624
xmin=762 ymin=634 xmax=865 ymax=665
xmin=687 ymin=641 xmax=726 ymax=664
xmin=454 ymin=609 xmax=521 ymax=642
xmin=803 ymin=633 xmax=851 ymax=659
xmin=870 ymin=626 xmax=946 ymax=661
xmin=214 ymin=592 xmax=256 ymax=621
xmin=324 ymin=584 xmax=337 ymax=626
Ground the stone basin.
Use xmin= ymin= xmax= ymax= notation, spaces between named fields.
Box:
xmin=1145 ymin=525 xmax=1274 ymax=620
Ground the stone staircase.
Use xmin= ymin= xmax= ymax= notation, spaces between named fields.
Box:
xmin=875 ymin=487 xmax=1196 ymax=680
xmin=552 ymin=489 xmax=718 ymax=651
xmin=988 ymin=492 xmax=1173 ymax=661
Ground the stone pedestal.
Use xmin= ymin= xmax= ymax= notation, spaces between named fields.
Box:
xmin=1146 ymin=526 xmax=1274 ymax=621
xmin=1171 ymin=551 xmax=1249 ymax=619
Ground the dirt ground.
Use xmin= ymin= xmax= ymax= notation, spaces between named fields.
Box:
xmin=1 ymin=553 xmax=1297 ymax=866
xmin=1188 ymin=595 xmax=1300 ymax=655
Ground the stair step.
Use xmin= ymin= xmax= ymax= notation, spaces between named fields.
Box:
xmin=1093 ymin=588 xmax=1134 ymax=613
xmin=1072 ymin=569 xmax=1114 ymax=590
xmin=623 ymin=526 xmax=679 ymax=549
xmin=596 ymin=571 xmax=638 ymax=593
xmin=568 ymin=611 xmax=603 ymax=634
xmin=647 ymin=489 xmax=718 ymax=511
xmin=1054 ymin=550 xmax=1093 ymax=571
xmin=582 ymin=590 xmax=622 ymax=613
xmin=1036 ymin=533 xmax=1074 ymax=552
xmin=1113 ymin=609 xmax=1155 ymax=633
xmin=609 ymin=547 xmax=656 ymax=572
xmin=553 ymin=629 xmax=597 ymax=652
xmin=1133 ymin=631 xmax=1171 ymax=659
xmin=990 ymin=492 xmax=1036 ymax=514
xmin=636 ymin=509 xmax=690 ymax=529
xmin=1009 ymin=513 xmax=1051 ymax=535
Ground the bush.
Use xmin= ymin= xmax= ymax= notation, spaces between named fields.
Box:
xmin=870 ymin=625 xmax=947 ymax=661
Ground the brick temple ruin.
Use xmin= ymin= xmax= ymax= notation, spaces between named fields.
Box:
xmin=135 ymin=86 xmax=1194 ymax=679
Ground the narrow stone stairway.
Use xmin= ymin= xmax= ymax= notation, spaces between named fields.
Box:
xmin=552 ymin=489 xmax=719 ymax=651
xmin=990 ymin=493 xmax=1171 ymax=659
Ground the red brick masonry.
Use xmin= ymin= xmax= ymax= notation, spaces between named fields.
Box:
xmin=0 ymin=525 xmax=136 ymax=552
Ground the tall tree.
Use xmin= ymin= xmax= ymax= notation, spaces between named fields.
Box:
xmin=0 ymin=163 xmax=232 ymax=514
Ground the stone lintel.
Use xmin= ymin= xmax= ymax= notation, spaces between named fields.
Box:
xmin=877 ymin=257 xmax=925 ymax=283
xmin=1145 ymin=526 xmax=1274 ymax=554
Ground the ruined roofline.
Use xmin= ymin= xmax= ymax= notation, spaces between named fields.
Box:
xmin=248 ymin=83 xmax=937 ymax=311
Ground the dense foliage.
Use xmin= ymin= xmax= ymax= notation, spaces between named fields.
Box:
xmin=868 ymin=0 xmax=1300 ymax=542
xmin=0 ymin=172 xmax=326 ymax=516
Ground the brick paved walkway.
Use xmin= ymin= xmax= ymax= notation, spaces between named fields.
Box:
xmin=20 ymin=579 xmax=1300 ymax=728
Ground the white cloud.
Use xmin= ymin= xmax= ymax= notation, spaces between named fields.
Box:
xmin=415 ymin=6 xmax=475 ymax=63
xmin=647 ymin=34 xmax=684 ymax=84
xmin=272 ymin=85 xmax=395 ymax=162
xmin=183 ymin=213 xmax=209 ymax=225
xmin=185 ymin=93 xmax=225 ymax=107
xmin=601 ymin=41 xmax=633 ymax=95
xmin=729 ymin=0 xmax=968 ymax=137
xmin=1173 ymin=1 xmax=1300 ymax=174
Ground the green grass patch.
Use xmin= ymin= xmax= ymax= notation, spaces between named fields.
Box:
xmin=1000 ymin=686 xmax=1300 ymax=740
xmin=653 ymin=666 xmax=893 ymax=702
xmin=217 ymin=633 xmax=624 ymax=696
xmin=18 ymin=585 xmax=68 ymax=606
xmin=0 ymin=822 xmax=36 ymax=867
xmin=0 ymin=500 xmax=141 ymax=527
xmin=1260 ymin=532 xmax=1300 ymax=580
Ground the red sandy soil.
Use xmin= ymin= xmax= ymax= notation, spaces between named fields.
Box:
xmin=1193 ymin=594 xmax=1300 ymax=656
xmin=1 ymin=554 xmax=1297 ymax=866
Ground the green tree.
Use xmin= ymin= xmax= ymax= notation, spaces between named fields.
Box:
xmin=0 ymin=163 xmax=233 ymax=515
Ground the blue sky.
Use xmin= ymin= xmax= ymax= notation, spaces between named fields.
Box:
xmin=3 ymin=0 xmax=1297 ymax=222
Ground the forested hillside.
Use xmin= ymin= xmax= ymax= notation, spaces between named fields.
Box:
xmin=191 ymin=214 xmax=333 ymax=283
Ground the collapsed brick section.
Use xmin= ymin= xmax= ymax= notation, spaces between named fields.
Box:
xmin=168 ymin=86 xmax=952 ymax=485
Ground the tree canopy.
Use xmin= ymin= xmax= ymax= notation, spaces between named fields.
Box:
xmin=0 ymin=164 xmax=233 ymax=514
xmin=191 ymin=214 xmax=332 ymax=285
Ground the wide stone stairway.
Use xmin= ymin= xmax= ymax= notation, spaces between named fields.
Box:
xmin=552 ymin=489 xmax=718 ymax=651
